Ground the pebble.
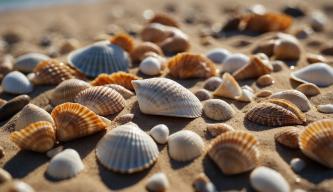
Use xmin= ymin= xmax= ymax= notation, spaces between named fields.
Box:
xmin=290 ymin=158 xmax=306 ymax=173
xmin=195 ymin=89 xmax=212 ymax=101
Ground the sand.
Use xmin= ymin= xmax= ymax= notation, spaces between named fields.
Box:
xmin=0 ymin=0 xmax=333 ymax=191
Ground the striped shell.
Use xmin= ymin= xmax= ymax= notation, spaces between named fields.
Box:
xmin=271 ymin=90 xmax=311 ymax=112
xmin=132 ymin=78 xmax=202 ymax=118
xmin=274 ymin=127 xmax=301 ymax=149
xmin=208 ymin=131 xmax=259 ymax=174
xmin=68 ymin=41 xmax=130 ymax=77
xmin=296 ymin=83 xmax=320 ymax=97
xmin=130 ymin=42 xmax=163 ymax=64
xmin=75 ymin=86 xmax=125 ymax=116
xmin=299 ymin=119 xmax=333 ymax=168
xmin=91 ymin=72 xmax=140 ymax=91
xmin=103 ymin=84 xmax=134 ymax=99
xmin=10 ymin=121 xmax=55 ymax=152
xmin=203 ymin=99 xmax=235 ymax=121
xmin=14 ymin=53 xmax=49 ymax=73
xmin=96 ymin=123 xmax=159 ymax=173
xmin=110 ymin=33 xmax=135 ymax=52
xmin=206 ymin=123 xmax=235 ymax=138
xmin=1 ymin=71 xmax=33 ymax=94
xmin=51 ymin=103 xmax=107 ymax=142
xmin=213 ymin=73 xmax=242 ymax=99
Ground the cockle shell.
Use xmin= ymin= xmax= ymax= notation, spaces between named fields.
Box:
xmin=110 ymin=33 xmax=135 ymax=53
xmin=132 ymin=78 xmax=202 ymax=118
xmin=46 ymin=149 xmax=84 ymax=179
xmin=299 ymin=119 xmax=333 ymax=168
xmin=213 ymin=73 xmax=242 ymax=99
xmin=208 ymin=131 xmax=259 ymax=174
xmin=317 ymin=104 xmax=333 ymax=114
xmin=246 ymin=99 xmax=306 ymax=126
xmin=222 ymin=53 xmax=249 ymax=73
xmin=168 ymin=130 xmax=204 ymax=161
xmin=256 ymin=74 xmax=274 ymax=87
xmin=194 ymin=89 xmax=212 ymax=101
xmin=103 ymin=84 xmax=134 ymax=99
xmin=51 ymin=102 xmax=107 ymax=142
xmin=139 ymin=56 xmax=162 ymax=76
xmin=203 ymin=77 xmax=223 ymax=91
xmin=91 ymin=72 xmax=140 ymax=91
xmin=1 ymin=71 xmax=33 ymax=94
xmin=149 ymin=124 xmax=169 ymax=144
xmin=10 ymin=121 xmax=55 ymax=152
xmin=0 ymin=95 xmax=30 ymax=122
xmin=148 ymin=12 xmax=179 ymax=28
xmin=96 ymin=123 xmax=159 ymax=173
xmin=290 ymin=63 xmax=333 ymax=87
xmin=274 ymin=38 xmax=301 ymax=60
xmin=244 ymin=12 xmax=292 ymax=33
xmin=130 ymin=42 xmax=163 ymax=64
xmin=203 ymin=99 xmax=235 ymax=121
xmin=275 ymin=127 xmax=301 ymax=149
xmin=14 ymin=53 xmax=49 ymax=73
xmin=146 ymin=172 xmax=170 ymax=192
xmin=68 ymin=41 xmax=130 ymax=77
xmin=206 ymin=48 xmax=231 ymax=64
xmin=296 ymin=83 xmax=320 ymax=97
xmin=192 ymin=173 xmax=216 ymax=192
xmin=206 ymin=123 xmax=235 ymax=138
xmin=167 ymin=53 xmax=217 ymax=79
xmin=75 ymin=86 xmax=125 ymax=116
xmin=271 ymin=90 xmax=311 ymax=112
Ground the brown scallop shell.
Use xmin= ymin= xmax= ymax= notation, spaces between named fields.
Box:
xmin=275 ymin=127 xmax=301 ymax=149
xmin=110 ymin=33 xmax=135 ymax=53
xmin=148 ymin=13 xmax=179 ymax=28
xmin=243 ymin=13 xmax=293 ymax=33
xmin=206 ymin=123 xmax=235 ymax=138
xmin=130 ymin=42 xmax=163 ymax=64
xmin=90 ymin=72 xmax=140 ymax=91
xmin=296 ymin=83 xmax=320 ymax=97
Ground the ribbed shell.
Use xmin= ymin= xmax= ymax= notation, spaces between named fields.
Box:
xmin=14 ymin=53 xmax=50 ymax=73
xmin=275 ymin=127 xmax=301 ymax=149
xmin=203 ymin=99 xmax=235 ymax=121
xmin=213 ymin=73 xmax=242 ymax=99
xmin=130 ymin=42 xmax=163 ymax=64
xmin=1 ymin=71 xmax=33 ymax=94
xmin=103 ymin=84 xmax=134 ymax=99
xmin=75 ymin=86 xmax=125 ymax=116
xmin=91 ymin=72 xmax=140 ymax=91
xmin=208 ymin=131 xmax=259 ymax=174
xmin=68 ymin=41 xmax=130 ymax=77
xmin=10 ymin=121 xmax=55 ymax=152
xmin=96 ymin=123 xmax=159 ymax=173
xmin=271 ymin=90 xmax=311 ymax=112
xmin=51 ymin=102 xmax=107 ymax=142
xmin=110 ymin=33 xmax=135 ymax=53
xmin=132 ymin=78 xmax=202 ymax=118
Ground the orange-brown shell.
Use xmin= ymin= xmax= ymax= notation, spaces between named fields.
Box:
xmin=233 ymin=55 xmax=273 ymax=80
xmin=110 ymin=33 xmax=135 ymax=53
xmin=206 ymin=123 xmax=235 ymax=138
xmin=130 ymin=42 xmax=163 ymax=64
xmin=90 ymin=72 xmax=140 ymax=91
xmin=275 ymin=127 xmax=301 ymax=149
xmin=148 ymin=13 xmax=179 ymax=28
xmin=243 ymin=13 xmax=292 ymax=33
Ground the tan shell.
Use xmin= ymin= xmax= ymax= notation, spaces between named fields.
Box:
xmin=274 ymin=38 xmax=301 ymax=60
xmin=91 ymin=72 xmax=140 ymax=91
xmin=256 ymin=74 xmax=274 ymax=87
xmin=51 ymin=102 xmax=107 ymax=142
xmin=271 ymin=90 xmax=311 ymax=112
xmin=110 ymin=33 xmax=135 ymax=53
xmin=213 ymin=73 xmax=242 ymax=99
xmin=141 ymin=23 xmax=169 ymax=43
xmin=275 ymin=127 xmax=301 ymax=149
xmin=10 ymin=121 xmax=56 ymax=152
xmin=148 ymin=12 xmax=179 ymax=28
xmin=203 ymin=99 xmax=235 ymax=121
xmin=130 ymin=42 xmax=163 ymax=63
xmin=206 ymin=123 xmax=235 ymax=138
xmin=296 ymin=83 xmax=320 ymax=97
xmin=306 ymin=53 xmax=327 ymax=64
xmin=208 ymin=131 xmax=259 ymax=174
xmin=103 ymin=84 xmax=134 ymax=99
xmin=299 ymin=119 xmax=333 ymax=168
xmin=256 ymin=90 xmax=273 ymax=97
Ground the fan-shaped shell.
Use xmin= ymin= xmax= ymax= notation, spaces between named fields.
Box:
xmin=14 ymin=53 xmax=49 ymax=73
xmin=296 ymin=83 xmax=320 ymax=97
xmin=275 ymin=127 xmax=301 ymax=149
xmin=317 ymin=104 xmax=333 ymax=114
xmin=271 ymin=90 xmax=311 ymax=112
xmin=68 ymin=41 xmax=130 ymax=77
xmin=208 ymin=131 xmax=259 ymax=174
xmin=244 ymin=12 xmax=292 ymax=33
xmin=149 ymin=124 xmax=169 ymax=144
xmin=203 ymin=99 xmax=235 ymax=121
xmin=146 ymin=172 xmax=170 ymax=192
xmin=148 ymin=12 xmax=179 ymax=27
xmin=206 ymin=123 xmax=235 ymax=138
xmin=110 ymin=33 xmax=135 ymax=53
xmin=213 ymin=73 xmax=242 ymax=99
xmin=132 ymin=78 xmax=202 ymax=118
xmin=168 ymin=130 xmax=204 ymax=161
xmin=1 ymin=71 xmax=33 ymax=94
xmin=10 ymin=121 xmax=55 ymax=152
xmin=222 ymin=53 xmax=249 ymax=73
xmin=51 ymin=103 xmax=107 ymax=142
xmin=206 ymin=48 xmax=231 ymax=64
xmin=0 ymin=95 xmax=30 ymax=122
xmin=96 ymin=123 xmax=159 ymax=173
xmin=103 ymin=84 xmax=134 ymax=99
xmin=75 ymin=86 xmax=125 ymax=116
xmin=91 ymin=72 xmax=140 ymax=91
xmin=130 ymin=42 xmax=163 ymax=64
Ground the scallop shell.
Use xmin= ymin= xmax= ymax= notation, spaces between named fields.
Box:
xmin=168 ymin=130 xmax=204 ymax=161
xmin=75 ymin=86 xmax=125 ymax=116
xmin=132 ymin=78 xmax=202 ymax=118
xmin=206 ymin=48 xmax=231 ymax=64
xmin=271 ymin=90 xmax=311 ymax=112
xmin=274 ymin=127 xmax=301 ymax=149
xmin=290 ymin=63 xmax=333 ymax=87
xmin=148 ymin=12 xmax=179 ymax=27
xmin=203 ymin=77 xmax=223 ymax=91
xmin=10 ymin=121 xmax=55 ymax=152
xmin=96 ymin=123 xmax=159 ymax=173
xmin=244 ymin=12 xmax=292 ymax=33
xmin=91 ymin=72 xmax=140 ymax=91
xmin=14 ymin=53 xmax=49 ymax=73
xmin=256 ymin=74 xmax=274 ymax=87
xmin=222 ymin=53 xmax=249 ymax=73
xmin=0 ymin=95 xmax=30 ymax=122
xmin=167 ymin=53 xmax=217 ymax=79
xmin=149 ymin=124 xmax=169 ymax=144
xmin=317 ymin=104 xmax=333 ymax=114
xmin=130 ymin=42 xmax=163 ymax=64
xmin=203 ymin=99 xmax=235 ymax=121
xmin=146 ymin=172 xmax=170 ymax=192
xmin=1 ymin=71 xmax=33 ymax=94
xmin=296 ymin=83 xmax=320 ymax=97
xmin=110 ymin=33 xmax=135 ymax=53
xmin=299 ymin=119 xmax=333 ymax=168
xmin=208 ymin=131 xmax=259 ymax=174
xmin=68 ymin=41 xmax=130 ymax=77
xmin=246 ymin=99 xmax=306 ymax=126
xmin=194 ymin=89 xmax=212 ymax=101
xmin=51 ymin=102 xmax=107 ymax=142
xmin=139 ymin=56 xmax=162 ymax=76
xmin=213 ymin=73 xmax=242 ymax=99
xmin=206 ymin=123 xmax=235 ymax=138
xmin=46 ymin=149 xmax=84 ymax=179
xmin=103 ymin=84 xmax=134 ymax=99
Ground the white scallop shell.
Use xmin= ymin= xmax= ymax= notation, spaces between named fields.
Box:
xmin=132 ymin=78 xmax=202 ymax=118
xmin=139 ymin=56 xmax=162 ymax=76
xmin=290 ymin=63 xmax=333 ymax=87
xmin=1 ymin=71 xmax=33 ymax=94
xmin=206 ymin=48 xmax=231 ymax=64
xmin=14 ymin=53 xmax=50 ymax=73
xmin=149 ymin=124 xmax=169 ymax=144
xmin=168 ymin=130 xmax=204 ymax=161
xmin=203 ymin=99 xmax=235 ymax=121
xmin=46 ymin=149 xmax=84 ymax=180
xmin=222 ymin=53 xmax=249 ymax=73
xmin=68 ymin=41 xmax=130 ymax=77
xmin=103 ymin=84 xmax=134 ymax=99
xmin=146 ymin=172 xmax=170 ymax=192
xmin=271 ymin=90 xmax=311 ymax=112
xmin=96 ymin=123 xmax=159 ymax=173
xmin=317 ymin=104 xmax=333 ymax=114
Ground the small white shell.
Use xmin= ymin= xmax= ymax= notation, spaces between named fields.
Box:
xmin=203 ymin=77 xmax=223 ymax=91
xmin=139 ymin=56 xmax=162 ymax=76
xmin=149 ymin=124 xmax=169 ymax=144
xmin=206 ymin=48 xmax=231 ymax=64
xmin=290 ymin=158 xmax=305 ymax=173
xmin=1 ymin=71 xmax=33 ymax=94
xmin=317 ymin=104 xmax=333 ymax=114
xmin=222 ymin=53 xmax=249 ymax=73
xmin=194 ymin=89 xmax=212 ymax=101
xmin=146 ymin=172 xmax=170 ymax=192
xmin=168 ymin=130 xmax=204 ymax=162
xmin=271 ymin=90 xmax=311 ymax=112
xmin=14 ymin=53 xmax=50 ymax=73
xmin=46 ymin=149 xmax=84 ymax=180
xmin=203 ymin=99 xmax=235 ymax=121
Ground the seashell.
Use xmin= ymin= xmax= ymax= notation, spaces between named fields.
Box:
xmin=148 ymin=12 xmax=179 ymax=27
xmin=139 ymin=56 xmax=162 ymax=76
xmin=271 ymin=60 xmax=284 ymax=72
xmin=250 ymin=166 xmax=290 ymax=192
xmin=168 ymin=130 xmax=204 ymax=161
xmin=146 ymin=172 xmax=170 ymax=192
xmin=194 ymin=89 xmax=212 ymax=101
xmin=46 ymin=145 xmax=64 ymax=158
xmin=296 ymin=83 xmax=320 ymax=97
xmin=274 ymin=127 xmax=301 ymax=149
xmin=51 ymin=102 xmax=107 ymax=142
xmin=192 ymin=173 xmax=216 ymax=192
xmin=252 ymin=40 xmax=275 ymax=57
xmin=310 ymin=11 xmax=327 ymax=32
xmin=203 ymin=99 xmax=235 ymax=121
xmin=159 ymin=28 xmax=190 ymax=54
xmin=299 ymin=119 xmax=333 ymax=168
xmin=46 ymin=149 xmax=84 ymax=179
xmin=213 ymin=73 xmax=242 ymax=99
xmin=246 ymin=99 xmax=306 ymax=126
xmin=167 ymin=53 xmax=217 ymax=79
xmin=110 ymin=33 xmax=135 ymax=53
xmin=141 ymin=23 xmax=169 ymax=44
xmin=206 ymin=48 xmax=231 ymax=64
xmin=290 ymin=158 xmax=305 ymax=173
xmin=15 ymin=104 xmax=54 ymax=131
xmin=113 ymin=113 xmax=134 ymax=125
xmin=206 ymin=123 xmax=234 ymax=138
xmin=237 ymin=89 xmax=255 ymax=102
xmin=10 ymin=121 xmax=56 ymax=152
xmin=103 ymin=84 xmax=134 ymax=99
xmin=96 ymin=123 xmax=159 ymax=173
xmin=14 ymin=53 xmax=49 ymax=73
xmin=75 ymin=86 xmax=125 ymax=116
xmin=222 ymin=53 xmax=249 ymax=73
xmin=0 ymin=54 xmax=14 ymax=75
xmin=132 ymin=78 xmax=202 ymax=118
xmin=256 ymin=90 xmax=272 ymax=97
xmin=50 ymin=79 xmax=91 ymax=106
xmin=273 ymin=38 xmax=301 ymax=60
xmin=130 ymin=42 xmax=163 ymax=64
xmin=256 ymin=74 xmax=274 ymax=87
xmin=91 ymin=72 xmax=140 ymax=91
xmin=0 ymin=168 xmax=12 ymax=184
xmin=244 ymin=12 xmax=292 ymax=33
xmin=317 ymin=104 xmax=333 ymax=114
xmin=68 ymin=41 xmax=130 ymax=77
xmin=203 ymin=77 xmax=223 ymax=91
xmin=306 ymin=53 xmax=327 ymax=64
xmin=59 ymin=38 xmax=80 ymax=55
xmin=0 ymin=180 xmax=35 ymax=192
xmin=271 ymin=90 xmax=311 ymax=112
xmin=241 ymin=85 xmax=254 ymax=93
xmin=290 ymin=63 xmax=333 ymax=87
xmin=0 ymin=95 xmax=30 ymax=122
xmin=1 ymin=71 xmax=33 ymax=94
xmin=208 ymin=131 xmax=259 ymax=174
xmin=31 ymin=59 xmax=85 ymax=85
xmin=149 ymin=124 xmax=169 ymax=144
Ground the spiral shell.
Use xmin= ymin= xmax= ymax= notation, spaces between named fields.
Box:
xmin=103 ymin=84 xmax=134 ymax=99
xmin=14 ymin=53 xmax=49 ymax=73
xmin=275 ymin=127 xmax=301 ymax=149
xmin=110 ymin=33 xmax=135 ymax=52
xmin=271 ymin=90 xmax=311 ymax=112
xmin=213 ymin=73 xmax=242 ymax=99
xmin=91 ymin=72 xmax=140 ymax=91
xmin=296 ymin=83 xmax=320 ymax=97
xmin=130 ymin=42 xmax=163 ymax=64
xmin=1 ymin=71 xmax=33 ymax=94
xmin=203 ymin=99 xmax=235 ymax=121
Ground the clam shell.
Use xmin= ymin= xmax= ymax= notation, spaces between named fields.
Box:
xmin=46 ymin=149 xmax=84 ymax=179
xmin=317 ymin=104 xmax=333 ymax=114
xmin=103 ymin=84 xmax=134 ymax=99
xmin=244 ymin=12 xmax=292 ymax=33
xmin=256 ymin=90 xmax=273 ymax=97
xmin=132 ymin=78 xmax=202 ymax=118
xmin=213 ymin=73 xmax=242 ymax=99
xmin=96 ymin=123 xmax=159 ymax=173
xmin=130 ymin=42 xmax=163 ymax=64
xmin=271 ymin=90 xmax=311 ymax=112
xmin=139 ymin=56 xmax=162 ymax=76
xmin=51 ymin=102 xmax=107 ymax=142
xmin=148 ymin=12 xmax=179 ymax=27
xmin=75 ymin=86 xmax=125 ymax=116
xmin=194 ymin=89 xmax=212 ymax=101
xmin=222 ymin=53 xmax=249 ymax=73
xmin=91 ymin=72 xmax=140 ymax=91
xmin=10 ymin=121 xmax=55 ymax=152
xmin=68 ymin=41 xmax=130 ymax=77
xmin=1 ymin=71 xmax=33 ymax=94
xmin=206 ymin=48 xmax=231 ymax=64
xmin=206 ymin=123 xmax=235 ymax=138
xmin=146 ymin=172 xmax=170 ymax=192
xmin=296 ymin=83 xmax=320 ymax=97
xmin=274 ymin=38 xmax=301 ymax=60
xmin=168 ymin=130 xmax=204 ymax=161
xmin=149 ymin=124 xmax=169 ymax=144
xmin=256 ymin=74 xmax=274 ymax=87
xmin=110 ymin=33 xmax=135 ymax=53
xmin=203 ymin=77 xmax=223 ymax=91
xmin=208 ymin=131 xmax=259 ymax=174
xmin=203 ymin=99 xmax=235 ymax=121
xmin=14 ymin=53 xmax=49 ymax=73
xmin=0 ymin=95 xmax=30 ymax=121
xmin=274 ymin=127 xmax=301 ymax=149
